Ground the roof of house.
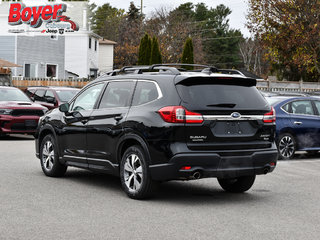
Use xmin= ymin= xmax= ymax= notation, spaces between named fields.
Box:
xmin=0 ymin=59 xmax=22 ymax=68
xmin=99 ymin=39 xmax=117 ymax=45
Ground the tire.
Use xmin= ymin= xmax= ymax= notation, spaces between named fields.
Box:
xmin=218 ymin=175 xmax=256 ymax=193
xmin=277 ymin=133 xmax=296 ymax=160
xmin=0 ymin=133 xmax=7 ymax=138
xmin=40 ymin=134 xmax=67 ymax=177
xmin=120 ymin=145 xmax=155 ymax=199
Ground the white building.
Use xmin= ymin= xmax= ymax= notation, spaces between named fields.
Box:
xmin=99 ymin=39 xmax=117 ymax=73
xmin=0 ymin=0 xmax=115 ymax=79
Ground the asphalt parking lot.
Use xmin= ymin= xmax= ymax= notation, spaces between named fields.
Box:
xmin=1 ymin=135 xmax=320 ymax=240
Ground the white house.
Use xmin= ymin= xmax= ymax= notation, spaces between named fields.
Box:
xmin=99 ymin=39 xmax=117 ymax=74
xmin=0 ymin=0 xmax=115 ymax=79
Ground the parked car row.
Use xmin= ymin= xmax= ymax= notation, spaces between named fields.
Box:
xmin=0 ymin=86 xmax=79 ymax=135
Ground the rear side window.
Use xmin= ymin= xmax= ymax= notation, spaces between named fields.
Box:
xmin=132 ymin=81 xmax=159 ymax=106
xmin=98 ymin=81 xmax=135 ymax=109
xmin=291 ymin=100 xmax=314 ymax=115
xmin=281 ymin=103 xmax=292 ymax=113
xmin=45 ymin=90 xmax=55 ymax=98
xmin=176 ymin=80 xmax=268 ymax=110
xmin=314 ymin=101 xmax=320 ymax=115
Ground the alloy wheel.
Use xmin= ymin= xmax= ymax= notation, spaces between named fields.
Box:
xmin=279 ymin=135 xmax=295 ymax=158
xmin=123 ymin=154 xmax=143 ymax=192
xmin=42 ymin=140 xmax=55 ymax=171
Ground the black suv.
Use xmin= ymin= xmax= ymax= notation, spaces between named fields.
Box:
xmin=35 ymin=64 xmax=278 ymax=199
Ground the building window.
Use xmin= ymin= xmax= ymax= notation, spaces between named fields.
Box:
xmin=89 ymin=37 xmax=91 ymax=49
xmin=95 ymin=40 xmax=97 ymax=51
xmin=46 ymin=64 xmax=57 ymax=78
xmin=90 ymin=68 xmax=98 ymax=79
xmin=25 ymin=64 xmax=30 ymax=78
xmin=24 ymin=63 xmax=36 ymax=78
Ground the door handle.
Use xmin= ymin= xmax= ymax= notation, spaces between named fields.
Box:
xmin=294 ymin=121 xmax=302 ymax=125
xmin=114 ymin=115 xmax=123 ymax=121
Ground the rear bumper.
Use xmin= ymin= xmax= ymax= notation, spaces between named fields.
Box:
xmin=149 ymin=149 xmax=278 ymax=181
xmin=0 ymin=115 xmax=39 ymax=133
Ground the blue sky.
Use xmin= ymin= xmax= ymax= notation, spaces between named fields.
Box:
xmin=91 ymin=0 xmax=250 ymax=37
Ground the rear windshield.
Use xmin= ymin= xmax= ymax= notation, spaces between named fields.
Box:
xmin=176 ymin=82 xmax=269 ymax=110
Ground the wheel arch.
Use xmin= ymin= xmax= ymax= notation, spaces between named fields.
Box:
xmin=117 ymin=134 xmax=151 ymax=166
xmin=38 ymin=124 xmax=59 ymax=153
xmin=277 ymin=128 xmax=299 ymax=148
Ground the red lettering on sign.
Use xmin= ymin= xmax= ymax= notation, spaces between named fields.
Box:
xmin=42 ymin=5 xmax=52 ymax=21
xmin=8 ymin=3 xmax=21 ymax=24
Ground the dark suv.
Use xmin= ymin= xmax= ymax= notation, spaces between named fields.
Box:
xmin=35 ymin=64 xmax=278 ymax=199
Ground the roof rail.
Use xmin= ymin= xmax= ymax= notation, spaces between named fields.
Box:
xmin=100 ymin=63 xmax=220 ymax=77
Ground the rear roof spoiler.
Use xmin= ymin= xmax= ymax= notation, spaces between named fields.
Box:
xmin=174 ymin=76 xmax=257 ymax=87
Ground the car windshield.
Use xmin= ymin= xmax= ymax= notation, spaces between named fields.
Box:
xmin=56 ymin=89 xmax=79 ymax=102
xmin=0 ymin=88 xmax=31 ymax=102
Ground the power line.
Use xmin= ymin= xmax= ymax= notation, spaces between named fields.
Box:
xmin=201 ymin=36 xmax=243 ymax=40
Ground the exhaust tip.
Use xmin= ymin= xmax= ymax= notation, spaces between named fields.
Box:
xmin=263 ymin=167 xmax=270 ymax=174
xmin=193 ymin=171 xmax=201 ymax=179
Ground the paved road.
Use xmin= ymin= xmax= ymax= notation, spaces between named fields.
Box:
xmin=1 ymin=135 xmax=320 ymax=240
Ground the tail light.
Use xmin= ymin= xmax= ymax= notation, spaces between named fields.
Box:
xmin=158 ymin=106 xmax=203 ymax=124
xmin=263 ymin=106 xmax=276 ymax=123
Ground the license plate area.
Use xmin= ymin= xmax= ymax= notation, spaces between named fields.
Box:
xmin=25 ymin=120 xmax=37 ymax=127
xmin=211 ymin=121 xmax=257 ymax=137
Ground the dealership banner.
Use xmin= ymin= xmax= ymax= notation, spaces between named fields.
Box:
xmin=1 ymin=0 xmax=85 ymax=35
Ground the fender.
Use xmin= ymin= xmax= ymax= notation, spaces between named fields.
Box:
xmin=117 ymin=133 xmax=152 ymax=165
xmin=38 ymin=123 xmax=60 ymax=155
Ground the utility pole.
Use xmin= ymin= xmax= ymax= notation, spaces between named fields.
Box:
xmin=141 ymin=0 xmax=143 ymax=15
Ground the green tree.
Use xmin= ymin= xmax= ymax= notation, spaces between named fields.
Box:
xmin=182 ymin=37 xmax=194 ymax=69
xmin=150 ymin=37 xmax=162 ymax=64
xmin=138 ymin=33 xmax=152 ymax=65
xmin=247 ymin=0 xmax=320 ymax=81
xmin=199 ymin=4 xmax=243 ymax=68
xmin=127 ymin=1 xmax=142 ymax=21
xmin=91 ymin=3 xmax=125 ymax=41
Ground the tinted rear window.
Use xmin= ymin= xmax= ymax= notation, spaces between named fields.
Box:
xmin=176 ymin=82 xmax=268 ymax=110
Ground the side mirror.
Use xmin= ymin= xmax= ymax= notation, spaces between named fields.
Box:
xmin=45 ymin=96 xmax=56 ymax=104
xmin=59 ymin=103 xmax=70 ymax=113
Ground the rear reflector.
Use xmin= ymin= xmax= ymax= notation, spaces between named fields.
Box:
xmin=158 ymin=106 xmax=203 ymax=124
xmin=263 ymin=106 xmax=276 ymax=123
xmin=181 ymin=166 xmax=192 ymax=170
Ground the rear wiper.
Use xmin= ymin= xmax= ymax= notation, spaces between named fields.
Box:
xmin=206 ymin=103 xmax=236 ymax=108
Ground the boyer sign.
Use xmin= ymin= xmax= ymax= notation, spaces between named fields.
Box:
xmin=8 ymin=2 xmax=79 ymax=33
